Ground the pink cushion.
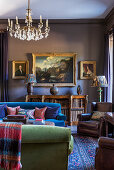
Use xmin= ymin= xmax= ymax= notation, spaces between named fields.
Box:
xmin=7 ymin=106 xmax=20 ymax=115
xmin=34 ymin=107 xmax=47 ymax=120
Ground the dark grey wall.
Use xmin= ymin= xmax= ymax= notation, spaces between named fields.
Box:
xmin=8 ymin=22 xmax=105 ymax=110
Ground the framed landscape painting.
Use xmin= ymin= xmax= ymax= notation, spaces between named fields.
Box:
xmin=32 ymin=53 xmax=76 ymax=86
xmin=12 ymin=60 xmax=29 ymax=79
xmin=80 ymin=61 xmax=96 ymax=79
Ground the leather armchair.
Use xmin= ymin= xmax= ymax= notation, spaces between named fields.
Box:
xmin=95 ymin=137 xmax=114 ymax=170
xmin=77 ymin=102 xmax=112 ymax=137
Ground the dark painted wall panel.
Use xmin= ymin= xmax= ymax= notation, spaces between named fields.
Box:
xmin=8 ymin=23 xmax=105 ymax=111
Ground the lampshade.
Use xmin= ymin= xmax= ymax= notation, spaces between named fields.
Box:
xmin=25 ymin=74 xmax=36 ymax=84
xmin=91 ymin=76 xmax=108 ymax=87
xmin=96 ymin=76 xmax=108 ymax=87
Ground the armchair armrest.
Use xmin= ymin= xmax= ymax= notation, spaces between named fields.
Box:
xmin=56 ymin=113 xmax=66 ymax=121
xmin=98 ymin=137 xmax=114 ymax=149
xmin=95 ymin=137 xmax=114 ymax=170
xmin=77 ymin=113 xmax=92 ymax=121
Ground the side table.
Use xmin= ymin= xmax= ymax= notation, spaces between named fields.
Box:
xmin=105 ymin=112 xmax=114 ymax=137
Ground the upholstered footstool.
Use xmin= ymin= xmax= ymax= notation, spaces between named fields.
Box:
xmin=45 ymin=119 xmax=65 ymax=127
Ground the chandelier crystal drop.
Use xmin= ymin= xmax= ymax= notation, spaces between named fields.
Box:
xmin=7 ymin=0 xmax=50 ymax=41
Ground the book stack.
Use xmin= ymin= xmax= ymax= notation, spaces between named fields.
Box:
xmin=33 ymin=119 xmax=45 ymax=125
xmin=3 ymin=115 xmax=27 ymax=124
xmin=7 ymin=115 xmax=26 ymax=119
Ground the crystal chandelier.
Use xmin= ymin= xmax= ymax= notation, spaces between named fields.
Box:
xmin=7 ymin=0 xmax=50 ymax=41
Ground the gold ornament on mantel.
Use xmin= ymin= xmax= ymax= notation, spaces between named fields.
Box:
xmin=7 ymin=0 xmax=50 ymax=41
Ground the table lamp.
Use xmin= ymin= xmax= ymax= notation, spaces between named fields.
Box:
xmin=25 ymin=74 xmax=36 ymax=95
xmin=91 ymin=75 xmax=108 ymax=102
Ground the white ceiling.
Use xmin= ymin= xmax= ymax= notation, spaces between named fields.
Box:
xmin=0 ymin=0 xmax=114 ymax=19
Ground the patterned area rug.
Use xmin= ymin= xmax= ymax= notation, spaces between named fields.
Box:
xmin=68 ymin=135 xmax=98 ymax=170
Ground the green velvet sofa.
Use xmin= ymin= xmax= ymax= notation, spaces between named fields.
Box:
xmin=21 ymin=125 xmax=73 ymax=170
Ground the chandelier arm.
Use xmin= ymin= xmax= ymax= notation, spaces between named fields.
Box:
xmin=7 ymin=0 xmax=50 ymax=41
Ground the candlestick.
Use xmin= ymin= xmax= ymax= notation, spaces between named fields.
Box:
xmin=40 ymin=15 xmax=42 ymax=24
xmin=16 ymin=16 xmax=18 ymax=24
xmin=46 ymin=19 xmax=48 ymax=27
xmin=8 ymin=18 xmax=10 ymax=27
xmin=11 ymin=20 xmax=13 ymax=29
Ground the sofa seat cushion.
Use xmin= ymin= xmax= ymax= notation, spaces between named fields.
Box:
xmin=78 ymin=120 xmax=99 ymax=130
xmin=0 ymin=118 xmax=3 ymax=122
xmin=45 ymin=119 xmax=65 ymax=127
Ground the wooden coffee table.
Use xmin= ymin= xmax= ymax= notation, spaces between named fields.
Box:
xmin=105 ymin=112 xmax=114 ymax=137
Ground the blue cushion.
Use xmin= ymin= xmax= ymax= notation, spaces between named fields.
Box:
xmin=0 ymin=104 xmax=7 ymax=118
xmin=45 ymin=119 xmax=65 ymax=127
xmin=45 ymin=106 xmax=60 ymax=119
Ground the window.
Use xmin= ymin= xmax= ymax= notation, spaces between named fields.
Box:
xmin=108 ymin=34 xmax=113 ymax=102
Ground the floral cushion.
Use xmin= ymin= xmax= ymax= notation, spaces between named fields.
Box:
xmin=34 ymin=107 xmax=47 ymax=120
xmin=17 ymin=108 xmax=28 ymax=118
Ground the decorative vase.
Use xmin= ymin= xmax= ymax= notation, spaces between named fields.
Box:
xmin=77 ymin=85 xmax=82 ymax=95
xmin=50 ymin=84 xmax=59 ymax=95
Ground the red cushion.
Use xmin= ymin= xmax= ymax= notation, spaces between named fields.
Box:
xmin=7 ymin=106 xmax=20 ymax=115
xmin=34 ymin=107 xmax=47 ymax=120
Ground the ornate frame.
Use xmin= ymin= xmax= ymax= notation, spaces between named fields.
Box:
xmin=80 ymin=61 xmax=96 ymax=79
xmin=32 ymin=53 xmax=76 ymax=86
xmin=12 ymin=60 xmax=29 ymax=79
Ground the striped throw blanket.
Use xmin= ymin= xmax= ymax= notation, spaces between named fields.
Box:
xmin=0 ymin=122 xmax=22 ymax=170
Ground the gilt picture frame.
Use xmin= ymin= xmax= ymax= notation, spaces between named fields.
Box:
xmin=32 ymin=53 xmax=76 ymax=86
xmin=12 ymin=60 xmax=29 ymax=79
xmin=80 ymin=61 xmax=96 ymax=79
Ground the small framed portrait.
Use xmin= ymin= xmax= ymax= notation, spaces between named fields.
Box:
xmin=12 ymin=60 xmax=29 ymax=79
xmin=80 ymin=61 xmax=96 ymax=79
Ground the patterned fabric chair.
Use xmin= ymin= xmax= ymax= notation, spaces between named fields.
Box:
xmin=77 ymin=102 xmax=112 ymax=137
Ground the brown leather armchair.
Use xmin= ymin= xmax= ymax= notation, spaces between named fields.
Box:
xmin=95 ymin=137 xmax=114 ymax=170
xmin=77 ymin=102 xmax=112 ymax=137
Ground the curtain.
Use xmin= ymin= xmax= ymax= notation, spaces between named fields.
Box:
xmin=104 ymin=34 xmax=110 ymax=102
xmin=0 ymin=31 xmax=8 ymax=101
xmin=112 ymin=28 xmax=114 ymax=105
xmin=104 ymin=29 xmax=114 ymax=103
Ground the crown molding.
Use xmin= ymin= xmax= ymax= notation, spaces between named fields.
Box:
xmin=0 ymin=18 xmax=105 ymax=25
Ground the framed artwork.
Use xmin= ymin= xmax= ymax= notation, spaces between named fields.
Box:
xmin=32 ymin=53 xmax=76 ymax=86
xmin=12 ymin=60 xmax=29 ymax=79
xmin=80 ymin=61 xmax=96 ymax=79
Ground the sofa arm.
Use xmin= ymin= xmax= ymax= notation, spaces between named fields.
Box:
xmin=69 ymin=135 xmax=74 ymax=155
xmin=22 ymin=125 xmax=71 ymax=143
xmin=56 ymin=113 xmax=66 ymax=121
xmin=77 ymin=113 xmax=92 ymax=121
